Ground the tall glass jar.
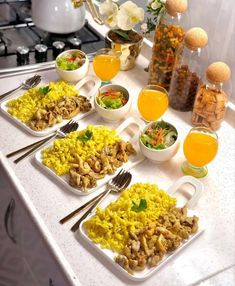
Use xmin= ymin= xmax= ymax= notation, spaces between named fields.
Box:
xmin=168 ymin=27 xmax=208 ymax=111
xmin=192 ymin=62 xmax=231 ymax=130
xmin=148 ymin=0 xmax=189 ymax=91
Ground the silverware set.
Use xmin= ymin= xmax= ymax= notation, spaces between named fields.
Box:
xmin=0 ymin=74 xmax=41 ymax=100
xmin=6 ymin=120 xmax=79 ymax=164
xmin=60 ymin=169 xmax=132 ymax=232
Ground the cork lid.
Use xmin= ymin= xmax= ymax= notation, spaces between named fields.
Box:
xmin=206 ymin=62 xmax=231 ymax=83
xmin=165 ymin=0 xmax=188 ymax=16
xmin=184 ymin=27 xmax=208 ymax=50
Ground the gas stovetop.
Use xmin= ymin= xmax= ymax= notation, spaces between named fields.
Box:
xmin=0 ymin=0 xmax=105 ymax=72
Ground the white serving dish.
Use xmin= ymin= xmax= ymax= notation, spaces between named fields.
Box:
xmin=139 ymin=121 xmax=180 ymax=163
xmin=0 ymin=75 xmax=101 ymax=137
xmin=55 ymin=50 xmax=89 ymax=82
xmin=79 ymin=176 xmax=204 ymax=281
xmin=94 ymin=84 xmax=132 ymax=122
xmin=34 ymin=117 xmax=145 ymax=196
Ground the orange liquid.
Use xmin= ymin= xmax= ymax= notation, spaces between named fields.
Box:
xmin=93 ymin=55 xmax=120 ymax=81
xmin=137 ymin=89 xmax=168 ymax=121
xmin=183 ymin=132 xmax=218 ymax=167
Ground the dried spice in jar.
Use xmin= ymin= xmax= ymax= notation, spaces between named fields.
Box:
xmin=148 ymin=0 xmax=188 ymax=90
xmin=192 ymin=62 xmax=231 ymax=130
xmin=169 ymin=27 xmax=208 ymax=111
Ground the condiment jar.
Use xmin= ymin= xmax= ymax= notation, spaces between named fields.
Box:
xmin=168 ymin=27 xmax=208 ymax=111
xmin=148 ymin=0 xmax=189 ymax=91
xmin=192 ymin=62 xmax=231 ymax=130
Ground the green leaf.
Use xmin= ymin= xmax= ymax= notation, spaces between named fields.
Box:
xmin=131 ymin=199 xmax=147 ymax=213
xmin=113 ymin=29 xmax=130 ymax=40
xmin=76 ymin=130 xmax=93 ymax=142
xmin=39 ymin=85 xmax=51 ymax=95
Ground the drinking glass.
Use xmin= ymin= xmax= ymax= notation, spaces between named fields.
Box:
xmin=93 ymin=48 xmax=120 ymax=85
xmin=137 ymin=85 xmax=169 ymax=122
xmin=182 ymin=127 xmax=218 ymax=178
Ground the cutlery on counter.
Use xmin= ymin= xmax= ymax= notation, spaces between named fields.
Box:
xmin=69 ymin=169 xmax=132 ymax=232
xmin=0 ymin=74 xmax=41 ymax=101
xmin=6 ymin=119 xmax=79 ymax=164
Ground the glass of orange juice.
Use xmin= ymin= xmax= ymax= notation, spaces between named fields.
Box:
xmin=93 ymin=48 xmax=120 ymax=85
xmin=182 ymin=127 xmax=218 ymax=178
xmin=137 ymin=85 xmax=169 ymax=122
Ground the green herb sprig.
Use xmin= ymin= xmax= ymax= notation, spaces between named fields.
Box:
xmin=76 ymin=130 xmax=93 ymax=142
xmin=39 ymin=85 xmax=51 ymax=95
xmin=131 ymin=199 xmax=147 ymax=213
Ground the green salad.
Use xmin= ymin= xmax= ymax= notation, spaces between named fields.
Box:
xmin=141 ymin=121 xmax=177 ymax=150
xmin=56 ymin=52 xmax=84 ymax=71
xmin=97 ymin=89 xmax=128 ymax=110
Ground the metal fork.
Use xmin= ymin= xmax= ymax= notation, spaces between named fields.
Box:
xmin=7 ymin=120 xmax=78 ymax=164
xmin=70 ymin=170 xmax=132 ymax=232
xmin=0 ymin=74 xmax=41 ymax=100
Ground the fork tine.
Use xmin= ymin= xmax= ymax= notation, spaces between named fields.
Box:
xmin=60 ymin=120 xmax=73 ymax=133
xmin=121 ymin=174 xmax=132 ymax=190
xmin=111 ymin=169 xmax=124 ymax=185
xmin=115 ymin=171 xmax=130 ymax=188
xmin=26 ymin=74 xmax=38 ymax=85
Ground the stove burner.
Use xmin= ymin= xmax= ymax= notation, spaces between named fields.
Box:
xmin=35 ymin=44 xmax=48 ymax=62
xmin=52 ymin=41 xmax=65 ymax=57
xmin=68 ymin=37 xmax=82 ymax=49
xmin=16 ymin=46 xmax=29 ymax=64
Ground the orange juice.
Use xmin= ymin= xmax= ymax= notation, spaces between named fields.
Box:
xmin=183 ymin=132 xmax=218 ymax=167
xmin=93 ymin=55 xmax=120 ymax=81
xmin=138 ymin=89 xmax=168 ymax=121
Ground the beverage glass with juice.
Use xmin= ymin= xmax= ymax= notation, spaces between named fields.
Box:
xmin=137 ymin=85 xmax=169 ymax=122
xmin=182 ymin=127 xmax=218 ymax=178
xmin=93 ymin=48 xmax=120 ymax=85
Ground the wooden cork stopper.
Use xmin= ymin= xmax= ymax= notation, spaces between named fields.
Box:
xmin=184 ymin=27 xmax=208 ymax=50
xmin=165 ymin=0 xmax=188 ymax=16
xmin=206 ymin=62 xmax=231 ymax=83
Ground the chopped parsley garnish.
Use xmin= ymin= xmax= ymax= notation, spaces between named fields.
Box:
xmin=39 ymin=85 xmax=51 ymax=95
xmin=76 ymin=130 xmax=93 ymax=142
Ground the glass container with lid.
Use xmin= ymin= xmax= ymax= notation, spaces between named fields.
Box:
xmin=192 ymin=61 xmax=231 ymax=130
xmin=148 ymin=0 xmax=189 ymax=91
xmin=168 ymin=27 xmax=208 ymax=111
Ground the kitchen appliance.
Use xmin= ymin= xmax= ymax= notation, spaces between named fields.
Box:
xmin=0 ymin=0 xmax=105 ymax=76
xmin=31 ymin=0 xmax=103 ymax=34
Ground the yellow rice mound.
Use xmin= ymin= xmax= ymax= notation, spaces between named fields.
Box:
xmin=84 ymin=183 xmax=176 ymax=253
xmin=42 ymin=125 xmax=120 ymax=176
xmin=7 ymin=81 xmax=77 ymax=122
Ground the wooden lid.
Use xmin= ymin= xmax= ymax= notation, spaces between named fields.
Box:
xmin=206 ymin=62 xmax=231 ymax=83
xmin=165 ymin=0 xmax=188 ymax=16
xmin=184 ymin=27 xmax=208 ymax=50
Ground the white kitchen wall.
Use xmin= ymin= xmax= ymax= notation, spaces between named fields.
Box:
xmin=96 ymin=0 xmax=235 ymax=101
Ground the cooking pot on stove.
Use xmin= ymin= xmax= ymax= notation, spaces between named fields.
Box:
xmin=32 ymin=0 xmax=103 ymax=34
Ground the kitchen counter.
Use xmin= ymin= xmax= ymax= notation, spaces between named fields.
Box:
xmin=0 ymin=13 xmax=235 ymax=286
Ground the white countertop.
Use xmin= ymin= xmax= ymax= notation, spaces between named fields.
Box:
xmin=0 ymin=14 xmax=235 ymax=286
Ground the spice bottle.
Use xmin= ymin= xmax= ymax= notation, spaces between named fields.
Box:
xmin=148 ymin=0 xmax=188 ymax=90
xmin=192 ymin=62 xmax=231 ymax=130
xmin=169 ymin=27 xmax=208 ymax=111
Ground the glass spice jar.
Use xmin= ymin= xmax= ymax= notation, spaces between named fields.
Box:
xmin=168 ymin=27 xmax=208 ymax=111
xmin=148 ymin=0 xmax=189 ymax=91
xmin=192 ymin=62 xmax=231 ymax=130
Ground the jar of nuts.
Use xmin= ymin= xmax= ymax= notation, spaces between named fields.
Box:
xmin=192 ymin=62 xmax=231 ymax=130
xmin=148 ymin=0 xmax=189 ymax=91
xmin=168 ymin=27 xmax=208 ymax=111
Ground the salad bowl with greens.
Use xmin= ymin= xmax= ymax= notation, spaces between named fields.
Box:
xmin=139 ymin=120 xmax=180 ymax=162
xmin=95 ymin=84 xmax=131 ymax=122
xmin=55 ymin=49 xmax=89 ymax=82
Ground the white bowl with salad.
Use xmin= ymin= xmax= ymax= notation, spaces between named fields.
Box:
xmin=55 ymin=49 xmax=89 ymax=82
xmin=95 ymin=84 xmax=131 ymax=122
xmin=139 ymin=120 xmax=180 ymax=163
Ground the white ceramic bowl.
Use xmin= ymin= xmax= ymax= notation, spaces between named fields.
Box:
xmin=139 ymin=121 xmax=180 ymax=163
xmin=94 ymin=84 xmax=131 ymax=122
xmin=55 ymin=49 xmax=89 ymax=82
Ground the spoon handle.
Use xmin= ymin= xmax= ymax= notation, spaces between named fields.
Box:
xmin=0 ymin=85 xmax=23 ymax=100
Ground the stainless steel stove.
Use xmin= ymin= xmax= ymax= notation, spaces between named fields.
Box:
xmin=0 ymin=0 xmax=105 ymax=75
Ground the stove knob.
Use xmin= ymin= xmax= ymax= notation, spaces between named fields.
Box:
xmin=52 ymin=41 xmax=65 ymax=57
xmin=16 ymin=46 xmax=29 ymax=64
xmin=35 ymin=44 xmax=48 ymax=62
xmin=68 ymin=37 xmax=82 ymax=50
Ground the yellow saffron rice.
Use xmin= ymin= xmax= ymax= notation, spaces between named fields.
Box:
xmin=84 ymin=183 xmax=176 ymax=253
xmin=42 ymin=125 xmax=120 ymax=176
xmin=7 ymin=81 xmax=77 ymax=122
